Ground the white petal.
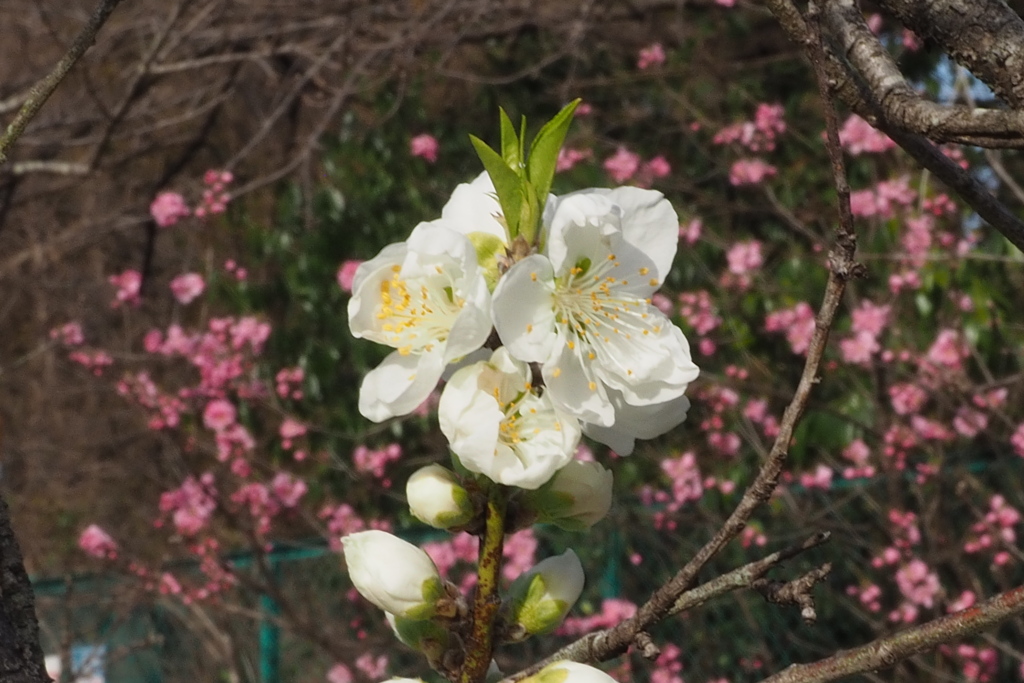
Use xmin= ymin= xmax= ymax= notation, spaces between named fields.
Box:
xmin=438 ymin=362 xmax=503 ymax=464
xmin=359 ymin=349 xmax=445 ymax=422
xmin=439 ymin=172 xmax=508 ymax=243
xmin=587 ymin=187 xmax=679 ymax=282
xmin=582 ymin=392 xmax=692 ymax=455
xmin=350 ymin=242 xmax=407 ymax=297
xmin=492 ymin=255 xmax=558 ymax=363
xmin=543 ymin=338 xmax=614 ymax=427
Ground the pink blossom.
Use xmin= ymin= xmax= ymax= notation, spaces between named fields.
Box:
xmin=911 ymin=415 xmax=953 ymax=441
xmin=502 ymin=528 xmax=538 ymax=581
xmin=336 ymin=260 xmax=362 ymax=294
xmin=203 ymin=399 xmax=237 ymax=432
xmin=78 ymin=524 xmax=117 ymax=559
xmin=726 ymin=240 xmax=764 ymax=275
xmin=150 ymin=191 xmax=191 ymax=227
xmin=575 ymin=102 xmax=593 ymax=116
xmin=843 ymin=439 xmax=871 ymax=465
xmin=948 ymin=590 xmax=976 ymax=613
xmin=279 ymin=417 xmax=307 ymax=440
xmin=1011 ymin=424 xmax=1024 ymax=457
xmin=901 ymin=29 xmax=922 ymax=51
xmin=634 ymin=155 xmax=672 ymax=186
xmin=837 ymin=115 xmax=895 ymax=155
xmin=889 ymin=383 xmax=927 ymax=415
xmin=409 ymin=134 xmax=439 ymax=163
xmin=109 ymin=270 xmax=142 ymax=308
xmin=354 ymin=654 xmax=387 ymax=680
xmin=660 ymin=452 xmax=703 ymax=510
xmin=714 ymin=0 xmax=736 ymax=5
xmin=271 ymin=472 xmax=307 ymax=507
xmin=159 ymin=474 xmax=217 ymax=536
xmin=68 ymin=350 xmax=113 ymax=376
xmin=925 ymin=329 xmax=966 ymax=370
xmin=50 ymin=322 xmax=85 ymax=346
xmin=556 ymin=147 xmax=593 ymax=172
xmin=953 ymin=407 xmax=988 ymax=438
xmin=326 ymin=664 xmax=353 ymax=683
xmin=729 ymin=158 xmax=777 ymax=186
xmin=840 ymin=331 xmax=880 ymax=365
xmin=637 ymin=43 xmax=666 ymax=70
xmin=170 ymin=273 xmax=206 ymax=305
xmin=678 ymin=218 xmax=702 ymax=244
xmin=851 ymin=300 xmax=890 ymax=336
xmin=895 ymin=558 xmax=940 ymax=609
xmin=603 ymin=146 xmax=641 ymax=183
xmin=764 ymin=302 xmax=816 ymax=354
xmin=799 ymin=465 xmax=833 ymax=490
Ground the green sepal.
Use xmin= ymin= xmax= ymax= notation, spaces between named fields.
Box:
xmin=470 ymin=134 xmax=524 ymax=238
xmin=499 ymin=108 xmax=523 ymax=174
xmin=402 ymin=576 xmax=444 ymax=621
xmin=527 ymin=99 xmax=580 ymax=207
xmin=390 ymin=613 xmax=450 ymax=652
xmin=508 ymin=573 xmax=567 ymax=636
xmin=466 ymin=231 xmax=507 ymax=291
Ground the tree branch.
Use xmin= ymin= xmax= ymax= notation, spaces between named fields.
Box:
xmin=0 ymin=0 xmax=125 ymax=165
xmin=756 ymin=584 xmax=1024 ymax=683
xmin=0 ymin=491 xmax=49 ymax=683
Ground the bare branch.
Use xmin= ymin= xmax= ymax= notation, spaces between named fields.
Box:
xmin=0 ymin=0 xmax=124 ymax=164
xmin=823 ymin=0 xmax=1024 ymax=148
xmin=757 ymin=584 xmax=1024 ymax=683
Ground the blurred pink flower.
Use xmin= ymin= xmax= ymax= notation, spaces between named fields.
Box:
xmin=337 ymin=259 xmax=362 ymax=293
xmin=729 ymin=158 xmax=777 ymax=186
xmin=203 ymin=399 xmax=237 ymax=432
xmin=170 ymin=273 xmax=206 ymax=305
xmin=109 ymin=270 xmax=142 ymax=308
xmin=637 ymin=43 xmax=666 ymax=70
xmin=78 ymin=524 xmax=117 ymax=559
xmin=838 ymin=115 xmax=895 ymax=155
xmin=326 ymin=664 xmax=353 ymax=683
xmin=409 ymin=134 xmax=439 ymax=163
xmin=50 ymin=321 xmax=85 ymax=346
xmin=603 ymin=146 xmax=641 ymax=183
xmin=556 ymin=147 xmax=592 ymax=172
xmin=764 ymin=302 xmax=816 ymax=354
xmin=726 ymin=240 xmax=763 ymax=275
xmin=150 ymin=191 xmax=190 ymax=227
xmin=678 ymin=218 xmax=702 ymax=244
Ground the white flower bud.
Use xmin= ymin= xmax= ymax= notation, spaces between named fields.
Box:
xmin=527 ymin=460 xmax=613 ymax=531
xmin=406 ymin=464 xmax=474 ymax=529
xmin=522 ymin=661 xmax=617 ymax=683
xmin=505 ymin=549 xmax=584 ymax=636
xmin=342 ymin=530 xmax=443 ymax=619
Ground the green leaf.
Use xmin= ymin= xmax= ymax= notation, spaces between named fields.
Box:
xmin=499 ymin=108 xmax=522 ymax=174
xmin=470 ymin=134 xmax=524 ymax=237
xmin=527 ymin=99 xmax=580 ymax=204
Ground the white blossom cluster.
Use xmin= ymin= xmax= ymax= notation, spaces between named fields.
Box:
xmin=341 ymin=107 xmax=699 ymax=680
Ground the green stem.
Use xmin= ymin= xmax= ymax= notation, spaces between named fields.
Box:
xmin=460 ymin=486 xmax=507 ymax=683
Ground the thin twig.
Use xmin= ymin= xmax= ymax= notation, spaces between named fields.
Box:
xmin=0 ymin=0 xmax=124 ymax=165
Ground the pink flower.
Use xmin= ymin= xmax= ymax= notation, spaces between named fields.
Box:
xmin=838 ymin=115 xmax=895 ymax=155
xmin=851 ymin=300 xmax=890 ymax=336
xmin=925 ymin=329 xmax=965 ymax=370
xmin=336 ymin=259 xmax=362 ymax=293
xmin=150 ymin=191 xmax=190 ymax=227
xmin=170 ymin=273 xmax=206 ymax=305
xmin=575 ymin=102 xmax=593 ymax=116
xmin=203 ymin=399 xmax=237 ymax=432
xmin=279 ymin=417 xmax=307 ymax=440
xmin=678 ymin=218 xmax=702 ymax=244
xmin=637 ymin=43 xmax=666 ymax=70
xmin=409 ymin=134 xmax=439 ymax=163
xmin=159 ymin=474 xmax=217 ymax=536
xmin=764 ymin=302 xmax=816 ymax=354
xmin=715 ymin=0 xmax=736 ymax=6
xmin=50 ymin=322 xmax=85 ymax=346
xmin=840 ymin=331 xmax=880 ymax=365
xmin=953 ymin=407 xmax=988 ymax=438
xmin=326 ymin=664 xmax=353 ymax=683
xmin=729 ymin=158 xmax=777 ymax=186
xmin=1011 ymin=424 xmax=1024 ymax=457
xmin=603 ymin=146 xmax=641 ymax=183
xmin=109 ymin=270 xmax=142 ymax=308
xmin=889 ymin=383 xmax=927 ymax=415
xmin=948 ymin=590 xmax=976 ymax=613
xmin=635 ymin=155 xmax=671 ymax=186
xmin=556 ymin=147 xmax=593 ymax=172
xmin=271 ymin=472 xmax=307 ymax=507
xmin=78 ymin=524 xmax=117 ymax=559
xmin=726 ymin=240 xmax=764 ymax=275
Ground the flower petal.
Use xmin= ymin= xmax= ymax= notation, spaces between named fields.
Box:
xmin=492 ymin=255 xmax=558 ymax=363
xmin=582 ymin=391 xmax=692 ymax=455
xmin=359 ymin=348 xmax=445 ymax=422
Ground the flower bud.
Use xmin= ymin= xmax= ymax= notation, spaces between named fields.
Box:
xmin=406 ymin=464 xmax=474 ymax=529
xmin=525 ymin=461 xmax=613 ymax=531
xmin=505 ymin=549 xmax=584 ymax=636
xmin=521 ymin=661 xmax=617 ymax=683
xmin=342 ymin=530 xmax=443 ymax=619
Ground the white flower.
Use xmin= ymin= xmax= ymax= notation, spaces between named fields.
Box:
xmin=527 ymin=460 xmax=613 ymax=530
xmin=406 ymin=464 xmax=474 ymax=529
xmin=438 ymin=347 xmax=581 ymax=490
xmin=522 ymin=661 xmax=617 ymax=683
xmin=348 ymin=223 xmax=492 ymax=422
xmin=491 ymin=187 xmax=698 ymax=449
xmin=341 ymin=530 xmax=443 ymax=619
xmin=505 ymin=550 xmax=585 ymax=636
xmin=581 ymin=391 xmax=692 ymax=456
